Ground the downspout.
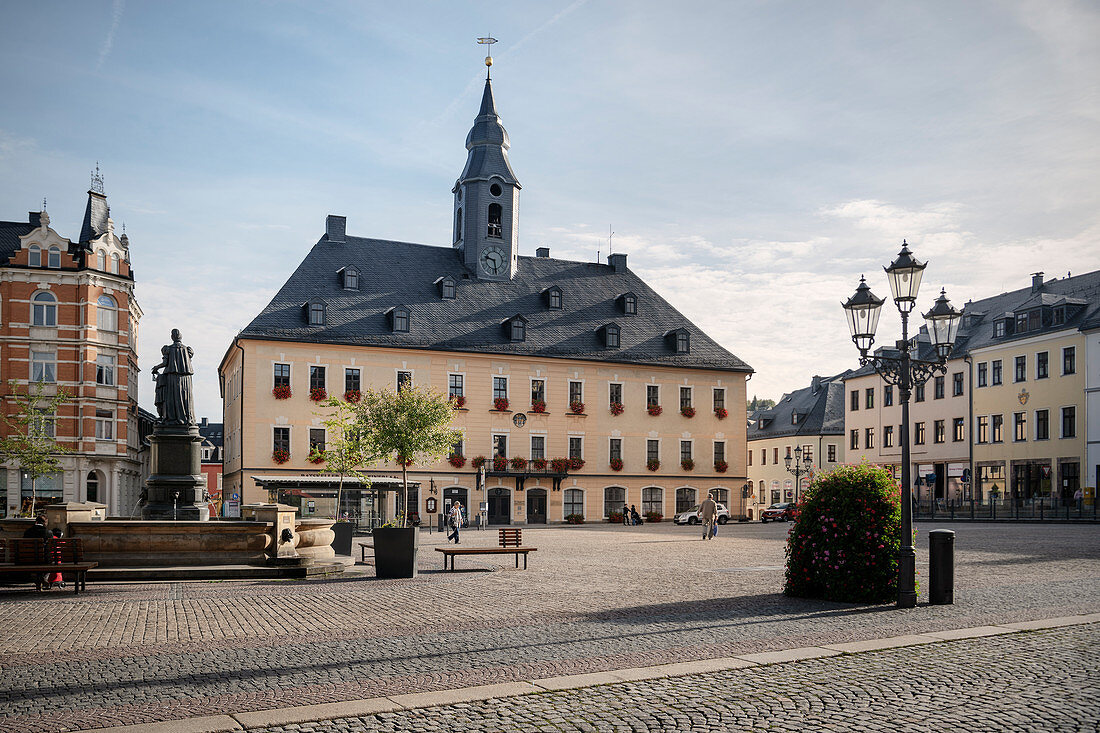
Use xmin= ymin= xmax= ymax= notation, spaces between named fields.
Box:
xmin=965 ymin=354 xmax=974 ymax=509
xmin=235 ymin=338 xmax=245 ymax=505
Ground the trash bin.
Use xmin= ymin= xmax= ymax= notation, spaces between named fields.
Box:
xmin=929 ymin=529 xmax=955 ymax=605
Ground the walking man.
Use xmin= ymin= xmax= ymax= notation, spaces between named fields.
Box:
xmin=622 ymin=503 xmax=630 ymax=527
xmin=700 ymin=492 xmax=718 ymax=540
xmin=447 ymin=501 xmax=464 ymax=544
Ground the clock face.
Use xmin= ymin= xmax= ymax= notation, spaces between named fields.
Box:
xmin=480 ymin=246 xmax=507 ymax=275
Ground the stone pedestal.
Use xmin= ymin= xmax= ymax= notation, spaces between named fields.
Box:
xmin=45 ymin=502 xmax=107 ymax=535
xmin=142 ymin=425 xmax=209 ymax=520
xmin=243 ymin=503 xmax=300 ymax=561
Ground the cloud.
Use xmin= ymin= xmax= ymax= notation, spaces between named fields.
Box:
xmin=96 ymin=0 xmax=125 ymax=71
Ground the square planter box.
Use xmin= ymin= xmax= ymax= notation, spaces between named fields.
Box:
xmin=331 ymin=521 xmax=355 ymax=556
xmin=372 ymin=526 xmax=419 ymax=578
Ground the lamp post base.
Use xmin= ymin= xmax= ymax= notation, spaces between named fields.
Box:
xmin=897 ymin=545 xmax=917 ymax=608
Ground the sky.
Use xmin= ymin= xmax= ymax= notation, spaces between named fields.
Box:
xmin=1 ymin=0 xmax=1098 ymax=420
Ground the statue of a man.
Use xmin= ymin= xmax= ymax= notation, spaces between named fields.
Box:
xmin=152 ymin=328 xmax=195 ymax=426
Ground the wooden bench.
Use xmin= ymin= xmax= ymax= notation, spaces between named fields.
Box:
xmin=0 ymin=538 xmax=97 ymax=594
xmin=434 ymin=528 xmax=537 ymax=571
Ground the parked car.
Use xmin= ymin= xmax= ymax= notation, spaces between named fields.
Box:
xmin=673 ymin=502 xmax=731 ymax=525
xmin=761 ymin=502 xmax=795 ymax=522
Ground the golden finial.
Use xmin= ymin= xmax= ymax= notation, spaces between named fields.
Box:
xmin=477 ymin=36 xmax=497 ymax=78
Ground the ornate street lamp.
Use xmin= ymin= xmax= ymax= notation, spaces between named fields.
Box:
xmin=842 ymin=241 xmax=962 ymax=608
xmin=784 ymin=445 xmax=814 ymax=504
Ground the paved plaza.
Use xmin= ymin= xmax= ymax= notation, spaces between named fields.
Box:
xmin=0 ymin=521 xmax=1097 ymax=731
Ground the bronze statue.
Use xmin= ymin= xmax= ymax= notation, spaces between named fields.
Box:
xmin=152 ymin=328 xmax=195 ymax=426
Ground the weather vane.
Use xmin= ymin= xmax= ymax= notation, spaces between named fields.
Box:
xmin=477 ymin=35 xmax=497 ymax=78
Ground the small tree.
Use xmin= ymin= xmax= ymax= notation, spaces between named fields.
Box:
xmin=313 ymin=396 xmax=379 ymax=520
xmin=358 ymin=386 xmax=460 ymax=527
xmin=0 ymin=380 xmax=71 ymax=516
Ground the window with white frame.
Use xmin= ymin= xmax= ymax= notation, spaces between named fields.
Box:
xmin=31 ymin=351 xmax=55 ymax=383
xmin=273 ymin=427 xmax=290 ymax=454
xmin=642 ymin=487 xmax=662 ymax=516
xmin=95 ymin=409 xmax=113 ymax=440
xmin=646 ymin=384 xmax=659 ymax=407
xmin=568 ymin=436 xmax=583 ymax=460
xmin=680 ymin=440 xmax=693 ymax=463
xmin=530 ymin=435 xmax=545 ymax=460
xmin=448 ymin=373 xmax=464 ymax=399
xmin=397 ymin=371 xmax=412 ymax=391
xmin=827 ymin=444 xmax=837 ymax=462
xmin=97 ymin=294 xmax=118 ymax=332
xmin=713 ymin=388 xmax=725 ymax=411
xmin=309 ymin=366 xmax=326 ymax=391
xmin=31 ymin=409 xmax=55 ymax=438
xmin=110 ymin=252 xmax=120 ymax=274
xmin=28 ymin=245 xmax=41 ymax=267
xmin=568 ymin=381 xmax=583 ymax=405
xmin=564 ymin=488 xmax=583 ymax=517
xmin=309 ymin=428 xmax=326 ymax=453
xmin=713 ymin=441 xmax=725 ymax=464
xmin=609 ymin=438 xmax=622 ymax=462
xmin=646 ymin=439 xmax=659 ymax=462
xmin=680 ymin=387 xmax=692 ymax=410
xmin=345 ymin=368 xmax=360 ymax=393
xmin=96 ymin=354 xmax=115 ymax=386
xmin=273 ymin=363 xmax=290 ymax=388
xmin=493 ymin=376 xmax=508 ymax=400
xmin=32 ymin=291 xmax=57 ymax=326
xmin=97 ymin=250 xmax=106 ymax=270
xmin=609 ymin=383 xmax=622 ymax=405
xmin=493 ymin=434 xmax=507 ymax=457
xmin=531 ymin=379 xmax=546 ymax=404
xmin=47 ymin=246 xmax=60 ymax=268
xmin=604 ymin=486 xmax=625 ymax=518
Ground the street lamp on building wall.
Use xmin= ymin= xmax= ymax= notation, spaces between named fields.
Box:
xmin=842 ymin=241 xmax=962 ymax=608
xmin=784 ymin=445 xmax=813 ymax=504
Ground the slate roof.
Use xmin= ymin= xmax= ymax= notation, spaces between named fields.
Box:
xmin=0 ymin=218 xmax=34 ymax=264
xmin=747 ymin=371 xmax=851 ymax=441
xmin=239 ymin=236 xmax=752 ymax=373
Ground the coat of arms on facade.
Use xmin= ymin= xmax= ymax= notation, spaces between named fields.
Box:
xmin=1018 ymin=388 xmax=1030 ymax=405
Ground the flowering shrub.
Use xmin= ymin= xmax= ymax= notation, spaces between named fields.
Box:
xmin=714 ymin=407 xmax=728 ymax=419
xmin=448 ymin=453 xmax=466 ymax=468
xmin=308 ymin=447 xmax=326 ymax=465
xmin=681 ymin=406 xmax=696 ymax=418
xmin=451 ymin=394 xmax=466 ymax=408
xmin=681 ymin=458 xmax=695 ymax=471
xmin=531 ymin=400 xmax=547 ymax=413
xmin=532 ymin=457 xmax=548 ymax=471
xmin=784 ymin=463 xmax=902 ymax=604
xmin=565 ymin=513 xmax=585 ymax=524
xmin=492 ymin=456 xmax=509 ymax=472
xmin=272 ymin=385 xmax=291 ymax=400
xmin=647 ymin=405 xmax=663 ymax=416
xmin=607 ymin=511 xmax=624 ymax=524
xmin=646 ymin=458 xmax=661 ymax=472
xmin=569 ymin=400 xmax=585 ymax=415
xmin=510 ymin=456 xmax=528 ymax=470
xmin=610 ymin=458 xmax=624 ymax=472
xmin=471 ymin=456 xmax=487 ymax=468
xmin=714 ymin=460 xmax=728 ymax=473
xmin=272 ymin=448 xmax=290 ymax=464
xmin=343 ymin=389 xmax=361 ymax=403
xmin=396 ymin=455 xmax=413 ymax=467
xmin=493 ymin=397 xmax=509 ymax=411
xmin=644 ymin=511 xmax=663 ymax=523
xmin=609 ymin=401 xmax=625 ymax=416
xmin=569 ymin=456 xmax=585 ymax=471
xmin=310 ymin=387 xmax=327 ymax=402
xmin=550 ymin=457 xmax=571 ymax=474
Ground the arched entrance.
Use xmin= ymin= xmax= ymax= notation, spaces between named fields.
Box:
xmin=488 ymin=487 xmax=511 ymax=525
xmin=526 ymin=488 xmax=547 ymax=524
xmin=443 ymin=487 xmax=468 ymax=522
xmin=86 ymin=471 xmax=100 ymax=503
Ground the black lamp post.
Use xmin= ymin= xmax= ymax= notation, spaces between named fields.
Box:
xmin=784 ymin=445 xmax=813 ymax=504
xmin=842 ymin=241 xmax=962 ymax=608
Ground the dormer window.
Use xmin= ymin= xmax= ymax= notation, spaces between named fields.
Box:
xmin=545 ymin=286 xmax=563 ymax=310
xmin=305 ymin=299 xmax=327 ymax=327
xmin=618 ymin=292 xmax=637 ymax=316
xmin=665 ymin=328 xmax=690 ymax=353
xmin=994 ymin=320 xmax=1006 ymax=338
xmin=487 ymin=204 xmax=503 ymax=238
xmin=341 ymin=266 xmax=360 ymax=290
xmin=389 ymin=306 xmax=411 ymax=333
xmin=47 ymin=246 xmax=61 ymax=268
xmin=504 ymin=314 xmax=527 ymax=342
xmin=437 ymin=276 xmax=457 ymax=300
xmin=1053 ymin=307 xmax=1065 ymax=326
xmin=600 ymin=323 xmax=621 ymax=348
xmin=28 ymin=245 xmax=41 ymax=267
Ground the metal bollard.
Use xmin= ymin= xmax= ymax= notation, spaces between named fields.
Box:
xmin=928 ymin=529 xmax=955 ymax=605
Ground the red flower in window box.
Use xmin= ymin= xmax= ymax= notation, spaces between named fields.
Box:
xmin=646 ymin=458 xmax=661 ymax=471
xmin=610 ymin=458 xmax=624 ymax=472
xmin=272 ymin=448 xmax=290 ymax=464
xmin=569 ymin=456 xmax=585 ymax=470
xmin=681 ymin=406 xmax=696 ymax=418
xmin=681 ymin=458 xmax=695 ymax=471
xmin=714 ymin=407 xmax=728 ymax=419
xmin=452 ymin=394 xmax=466 ymax=408
xmin=510 ymin=456 xmax=528 ymax=470
xmin=609 ymin=401 xmax=625 ymax=416
xmin=492 ymin=456 xmax=509 ymax=472
xmin=448 ymin=453 xmax=466 ymax=468
xmin=550 ymin=458 xmax=571 ymax=474
xmin=493 ymin=397 xmax=509 ymax=411
xmin=647 ymin=405 xmax=663 ymax=416
xmin=309 ymin=387 xmax=327 ymax=402
xmin=308 ymin=447 xmax=326 ymax=465
xmin=532 ymin=457 xmax=548 ymax=471
xmin=343 ymin=389 xmax=361 ymax=403
xmin=714 ymin=460 xmax=729 ymax=473
xmin=531 ymin=400 xmax=547 ymax=413
xmin=396 ymin=455 xmax=413 ymax=467
xmin=569 ymin=401 xmax=585 ymax=415
xmin=272 ymin=385 xmax=292 ymax=400
xmin=471 ymin=456 xmax=487 ymax=468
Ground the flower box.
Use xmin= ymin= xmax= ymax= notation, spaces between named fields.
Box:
xmin=607 ymin=511 xmax=624 ymax=524
xmin=715 ymin=460 xmax=728 ymax=473
xmin=609 ymin=401 xmax=625 ymax=416
xmin=564 ymin=513 xmax=585 ymax=524
xmin=569 ymin=401 xmax=585 ymax=415
xmin=471 ymin=456 xmax=487 ymax=469
xmin=644 ymin=511 xmax=663 ymax=523
xmin=681 ymin=406 xmax=696 ymax=418
xmin=714 ymin=407 xmax=728 ymax=419
xmin=310 ymin=387 xmax=327 ymax=402
xmin=646 ymin=458 xmax=661 ymax=472
xmin=569 ymin=456 xmax=585 ymax=471
xmin=272 ymin=385 xmax=292 ymax=400
xmin=610 ymin=458 xmax=624 ymax=472
xmin=532 ymin=458 xmax=548 ymax=471
xmin=493 ymin=397 xmax=509 ymax=412
xmin=452 ymin=394 xmax=466 ymax=408
xmin=343 ymin=389 xmax=361 ymax=403
xmin=681 ymin=458 xmax=695 ymax=471
xmin=510 ymin=456 xmax=528 ymax=470
xmin=272 ymin=448 xmax=290 ymax=464
xmin=550 ymin=458 xmax=571 ymax=474
xmin=308 ymin=448 xmax=326 ymax=465
xmin=492 ymin=456 xmax=509 ymax=472
xmin=448 ymin=453 xmax=466 ymax=468
xmin=531 ymin=400 xmax=547 ymax=413
xmin=647 ymin=405 xmax=663 ymax=416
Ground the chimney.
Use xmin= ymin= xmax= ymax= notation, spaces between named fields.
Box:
xmin=326 ymin=214 xmax=346 ymax=243
xmin=535 ymin=246 xmax=550 ymax=258
xmin=1031 ymin=272 xmax=1044 ymax=293
xmin=200 ymin=417 xmax=208 ymax=428
xmin=810 ymin=375 xmax=823 ymax=394
xmin=608 ymin=253 xmax=628 ymax=273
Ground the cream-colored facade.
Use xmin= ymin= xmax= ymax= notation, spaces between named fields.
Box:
xmin=746 ymin=433 xmax=843 ymax=516
xmin=221 ymin=339 xmax=748 ymax=525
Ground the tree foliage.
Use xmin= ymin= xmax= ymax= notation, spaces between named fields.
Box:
xmin=747 ymin=395 xmax=776 ymax=412
xmin=356 ymin=386 xmax=461 ymax=527
xmin=0 ymin=380 xmax=71 ymax=516
xmin=784 ymin=463 xmax=902 ymax=603
xmin=312 ymin=396 xmax=380 ymax=520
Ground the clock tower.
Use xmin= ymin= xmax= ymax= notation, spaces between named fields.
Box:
xmin=452 ymin=57 xmax=521 ymax=280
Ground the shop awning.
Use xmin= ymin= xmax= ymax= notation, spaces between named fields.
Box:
xmin=250 ymin=475 xmax=419 ymax=492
